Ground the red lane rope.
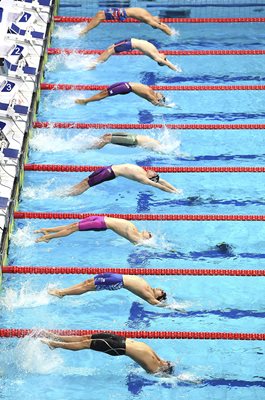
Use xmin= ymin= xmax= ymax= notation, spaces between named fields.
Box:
xmin=40 ymin=83 xmax=265 ymax=91
xmin=1 ymin=328 xmax=264 ymax=340
xmin=48 ymin=48 xmax=265 ymax=56
xmin=24 ymin=164 xmax=265 ymax=173
xmin=32 ymin=122 xmax=265 ymax=130
xmin=13 ymin=212 xmax=265 ymax=221
xmin=3 ymin=266 xmax=265 ymax=276
xmin=54 ymin=16 xmax=265 ymax=24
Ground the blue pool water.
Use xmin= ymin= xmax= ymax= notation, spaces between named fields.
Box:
xmin=1 ymin=5 xmax=265 ymax=400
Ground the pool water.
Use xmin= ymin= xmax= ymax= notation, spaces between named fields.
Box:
xmin=1 ymin=5 xmax=265 ymax=400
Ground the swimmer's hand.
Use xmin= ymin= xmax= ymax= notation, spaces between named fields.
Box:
xmin=173 ymin=188 xmax=183 ymax=195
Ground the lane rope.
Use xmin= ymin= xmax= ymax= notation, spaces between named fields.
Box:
xmin=40 ymin=83 xmax=265 ymax=91
xmin=3 ymin=266 xmax=265 ymax=276
xmin=54 ymin=16 xmax=265 ymax=24
xmin=48 ymin=48 xmax=265 ymax=56
xmin=32 ymin=122 xmax=265 ymax=130
xmin=24 ymin=164 xmax=265 ymax=173
xmin=1 ymin=329 xmax=264 ymax=340
xmin=14 ymin=212 xmax=265 ymax=221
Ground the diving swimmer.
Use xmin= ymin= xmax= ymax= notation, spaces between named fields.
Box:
xmin=41 ymin=331 xmax=174 ymax=375
xmin=66 ymin=163 xmax=182 ymax=196
xmin=88 ymin=38 xmax=179 ymax=71
xmin=75 ymin=82 xmax=170 ymax=107
xmin=48 ymin=273 xmax=167 ymax=306
xmin=79 ymin=7 xmax=173 ymax=36
xmin=35 ymin=216 xmax=152 ymax=245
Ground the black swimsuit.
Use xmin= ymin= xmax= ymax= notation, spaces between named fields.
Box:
xmin=90 ymin=333 xmax=126 ymax=356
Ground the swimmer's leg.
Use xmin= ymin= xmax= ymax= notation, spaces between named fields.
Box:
xmin=90 ymin=134 xmax=112 ymax=149
xmin=79 ymin=11 xmax=105 ymax=36
xmin=49 ymin=277 xmax=95 ymax=297
xmin=66 ymin=178 xmax=90 ymax=196
xmin=35 ymin=223 xmax=78 ymax=243
xmin=41 ymin=338 xmax=91 ymax=351
xmin=95 ymin=45 xmax=115 ymax=64
xmin=75 ymin=89 xmax=109 ymax=105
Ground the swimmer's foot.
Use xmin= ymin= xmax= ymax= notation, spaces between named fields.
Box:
xmin=35 ymin=235 xmax=50 ymax=243
xmin=41 ymin=338 xmax=55 ymax=350
xmin=75 ymin=98 xmax=88 ymax=105
xmin=34 ymin=228 xmax=48 ymax=235
xmin=48 ymin=289 xmax=64 ymax=298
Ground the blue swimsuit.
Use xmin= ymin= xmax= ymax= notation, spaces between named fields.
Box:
xmin=104 ymin=8 xmax=127 ymax=21
xmin=94 ymin=273 xmax=124 ymax=291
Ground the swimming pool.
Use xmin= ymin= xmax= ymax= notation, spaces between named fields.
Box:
xmin=1 ymin=3 xmax=265 ymax=400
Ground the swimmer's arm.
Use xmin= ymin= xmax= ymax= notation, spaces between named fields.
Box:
xmin=159 ymin=178 xmax=183 ymax=194
xmin=140 ymin=177 xmax=180 ymax=193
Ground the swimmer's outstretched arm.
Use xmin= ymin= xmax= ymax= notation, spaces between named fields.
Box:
xmin=159 ymin=178 xmax=182 ymax=194
xmin=140 ymin=177 xmax=180 ymax=193
xmin=75 ymin=89 xmax=109 ymax=105
xmin=157 ymin=56 xmax=179 ymax=71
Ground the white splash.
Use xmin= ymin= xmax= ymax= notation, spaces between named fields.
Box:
xmin=46 ymin=53 xmax=98 ymax=72
xmin=53 ymin=23 xmax=84 ymax=39
xmin=22 ymin=178 xmax=58 ymax=199
xmin=0 ymin=282 xmax=52 ymax=311
xmin=15 ymin=337 xmax=63 ymax=374
xmin=170 ymin=28 xmax=180 ymax=37
xmin=11 ymin=224 xmax=36 ymax=247
xmin=156 ymin=126 xmax=182 ymax=155
xmin=174 ymin=64 xmax=182 ymax=73
xmin=30 ymin=130 xmax=97 ymax=153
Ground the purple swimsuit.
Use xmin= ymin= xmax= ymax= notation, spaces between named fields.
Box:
xmin=114 ymin=39 xmax=132 ymax=54
xmin=88 ymin=166 xmax=116 ymax=187
xmin=78 ymin=216 xmax=107 ymax=231
xmin=107 ymin=82 xmax=132 ymax=97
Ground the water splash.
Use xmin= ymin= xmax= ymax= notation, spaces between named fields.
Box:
xmin=170 ymin=28 xmax=180 ymax=38
xmin=11 ymin=224 xmax=36 ymax=247
xmin=53 ymin=23 xmax=84 ymax=39
xmin=156 ymin=126 xmax=182 ymax=155
xmin=15 ymin=336 xmax=63 ymax=374
xmin=22 ymin=178 xmax=58 ymax=199
xmin=46 ymin=53 xmax=98 ymax=72
xmin=30 ymin=129 xmax=97 ymax=153
xmin=0 ymin=282 xmax=52 ymax=311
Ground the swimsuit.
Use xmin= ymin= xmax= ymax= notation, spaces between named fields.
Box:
xmin=114 ymin=39 xmax=133 ymax=54
xmin=90 ymin=333 xmax=126 ymax=356
xmin=94 ymin=273 xmax=124 ymax=291
xmin=104 ymin=8 xmax=127 ymax=21
xmin=88 ymin=166 xmax=116 ymax=187
xmin=78 ymin=216 xmax=107 ymax=231
xmin=111 ymin=132 xmax=137 ymax=146
xmin=107 ymin=82 xmax=132 ymax=97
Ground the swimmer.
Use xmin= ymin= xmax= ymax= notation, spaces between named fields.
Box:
xmin=34 ymin=216 xmax=152 ymax=245
xmin=75 ymin=82 xmax=170 ymax=107
xmin=40 ymin=332 xmax=174 ymax=375
xmin=88 ymin=38 xmax=179 ymax=71
xmin=79 ymin=7 xmax=173 ymax=36
xmin=66 ymin=163 xmax=182 ymax=196
xmin=48 ymin=273 xmax=167 ymax=306
xmin=90 ymin=132 xmax=162 ymax=152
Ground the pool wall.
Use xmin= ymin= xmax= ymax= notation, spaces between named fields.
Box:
xmin=0 ymin=0 xmax=59 ymax=284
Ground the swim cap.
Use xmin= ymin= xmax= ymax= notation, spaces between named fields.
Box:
xmin=149 ymin=173 xmax=159 ymax=183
